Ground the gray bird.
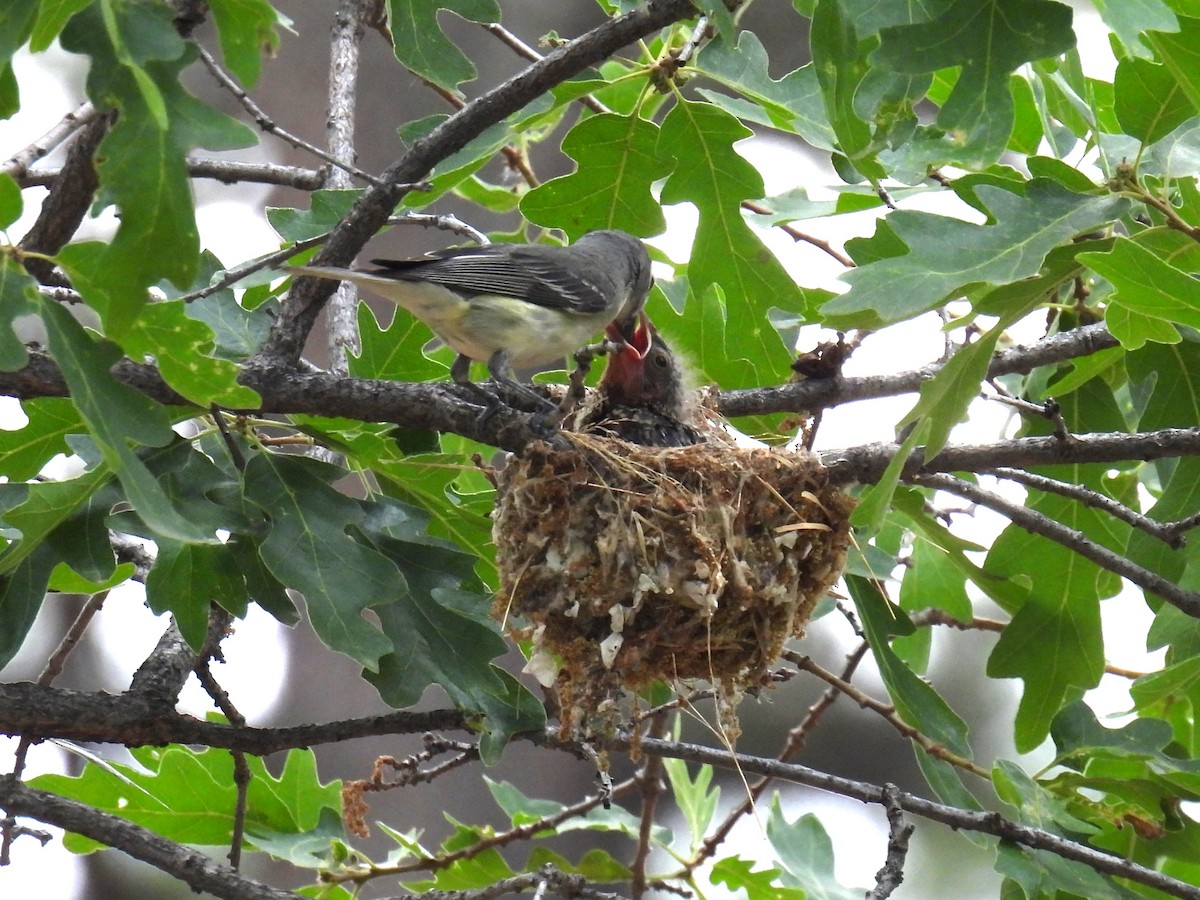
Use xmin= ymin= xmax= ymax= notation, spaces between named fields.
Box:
xmin=290 ymin=230 xmax=652 ymax=404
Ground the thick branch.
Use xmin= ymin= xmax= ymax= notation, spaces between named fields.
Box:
xmin=18 ymin=113 xmax=111 ymax=283
xmin=720 ymin=322 xmax=1121 ymax=418
xmin=0 ymin=778 xmax=300 ymax=900
xmin=5 ymin=347 xmax=1200 ymax=463
xmin=820 ymin=428 xmax=1200 ymax=486
xmin=0 ymin=682 xmax=469 ymax=751
xmin=265 ymin=0 xmax=699 ymax=363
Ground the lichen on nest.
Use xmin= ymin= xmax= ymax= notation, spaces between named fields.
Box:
xmin=492 ymin=430 xmax=855 ymax=737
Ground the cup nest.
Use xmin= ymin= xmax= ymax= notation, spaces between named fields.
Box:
xmin=492 ymin=431 xmax=855 ymax=738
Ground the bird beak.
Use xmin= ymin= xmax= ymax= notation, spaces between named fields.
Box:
xmin=606 ymin=312 xmax=654 ymax=360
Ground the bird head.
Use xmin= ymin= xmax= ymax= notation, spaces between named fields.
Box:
xmin=600 ymin=313 xmax=687 ymax=416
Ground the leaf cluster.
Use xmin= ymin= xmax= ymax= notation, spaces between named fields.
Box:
xmin=4 ymin=1 xmax=1200 ymax=899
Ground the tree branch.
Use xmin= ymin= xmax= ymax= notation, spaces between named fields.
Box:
xmin=626 ymin=736 xmax=1200 ymax=900
xmin=1 ymin=103 xmax=97 ymax=180
xmin=719 ymin=323 xmax=1120 ymax=418
xmin=821 ymin=427 xmax=1200 ymax=486
xmin=0 ymin=682 xmax=470 ymax=751
xmin=914 ymin=473 xmax=1200 ymax=617
xmin=867 ymin=784 xmax=914 ymax=900
xmin=0 ymin=778 xmax=302 ymax=900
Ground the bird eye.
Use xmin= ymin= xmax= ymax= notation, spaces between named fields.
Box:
xmin=652 ymin=350 xmax=669 ymax=368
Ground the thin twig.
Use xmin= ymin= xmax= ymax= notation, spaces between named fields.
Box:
xmin=785 ymin=652 xmax=990 ymax=778
xmin=13 ymin=158 xmax=329 ymax=191
xmin=867 ymin=784 xmax=914 ymax=900
xmin=914 ymin=473 xmax=1200 ymax=618
xmin=421 ymin=864 xmax=627 ymax=900
xmin=987 ymin=393 xmax=1072 ymax=441
xmin=481 ymin=23 xmax=609 ymax=114
xmin=988 ymin=466 xmax=1186 ymax=548
xmin=910 ymin=609 xmax=1148 ymax=679
xmin=1 ymin=102 xmax=98 ymax=179
xmin=721 ymin=322 xmax=1121 ymax=419
xmin=194 ymin=661 xmax=251 ymax=871
xmin=741 ymin=199 xmax=856 ymax=268
xmin=324 ymin=0 xmax=370 ymax=374
xmin=0 ymin=590 xmax=108 ymax=863
xmin=328 ymin=777 xmax=640 ymax=886
xmin=631 ymin=713 xmax=670 ymax=899
xmin=196 ymin=45 xmax=390 ymax=188
xmin=685 ymin=641 xmax=869 ymax=873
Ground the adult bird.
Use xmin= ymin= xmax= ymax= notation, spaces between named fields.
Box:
xmin=290 ymin=230 xmax=652 ymax=406
xmin=586 ymin=312 xmax=703 ymax=447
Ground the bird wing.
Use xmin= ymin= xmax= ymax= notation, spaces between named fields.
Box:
xmin=368 ymin=245 xmax=610 ymax=314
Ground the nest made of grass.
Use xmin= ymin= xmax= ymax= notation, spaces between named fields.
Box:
xmin=492 ymin=432 xmax=855 ymax=733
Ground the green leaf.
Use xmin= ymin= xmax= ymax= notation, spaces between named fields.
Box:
xmin=0 ymin=1 xmax=37 ymax=113
xmin=30 ymin=744 xmax=341 ymax=853
xmin=1114 ymin=56 xmax=1198 ymax=144
xmin=893 ymin=489 xmax=1028 ymax=615
xmin=695 ymin=31 xmax=832 ymax=145
xmin=658 ymin=100 xmax=815 ymax=382
xmin=1145 ymin=16 xmax=1200 ymax=112
xmin=350 ymin=302 xmax=449 ymax=382
xmin=985 ymin=384 xmax=1127 ymax=751
xmin=1093 ymin=0 xmax=1177 ymax=58
xmin=1125 ymin=342 xmax=1200 ymax=590
xmin=29 ymin=0 xmax=90 ymax=52
xmin=847 ymin=575 xmax=977 ymax=797
xmin=178 ymin=253 xmax=274 ymax=360
xmin=822 ymin=179 xmax=1128 ymax=328
xmin=208 ymin=0 xmax=280 ymax=88
xmin=525 ymin=847 xmax=630 ymax=882
xmin=993 ymin=758 xmax=1099 ymax=837
xmin=0 ymin=254 xmax=38 ymax=370
xmin=897 ymin=320 xmax=1009 ymax=461
xmin=766 ymin=796 xmax=867 ymax=899
xmin=0 ymin=469 xmax=110 ymax=577
xmin=38 ymin=299 xmax=214 ymax=543
xmin=385 ymin=0 xmax=499 ymax=89
xmin=872 ymin=0 xmax=1075 ymax=164
xmin=59 ymin=7 xmax=256 ymax=333
xmin=358 ymin=502 xmax=543 ymax=758
xmin=241 ymin=452 xmax=397 ymax=670
xmin=267 ymin=189 xmax=362 ymax=242
xmin=895 ymin=539 xmax=972 ymax=671
xmin=48 ymin=560 xmax=133 ymax=595
xmin=811 ymin=0 xmax=883 ymax=177
xmin=145 ymin=540 xmax=252 ymax=648
xmin=711 ymin=856 xmax=804 ymax=900
xmin=0 ymin=172 xmax=21 ymax=228
xmin=850 ymin=422 xmax=922 ymax=534
xmin=662 ymin=758 xmax=718 ymax=851
xmin=995 ymin=838 xmax=1134 ymax=900
xmin=0 ymin=398 xmax=84 ymax=481
xmin=0 ymin=543 xmax=56 ymax=669
xmin=521 ymin=113 xmax=670 ymax=240
xmin=122 ymin=300 xmax=260 ymax=406
xmin=1083 ymin=238 xmax=1200 ymax=349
